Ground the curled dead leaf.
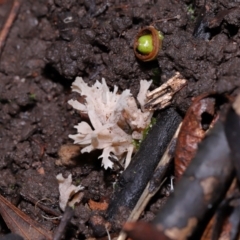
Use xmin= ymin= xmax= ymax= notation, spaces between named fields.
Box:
xmin=88 ymin=199 xmax=108 ymax=211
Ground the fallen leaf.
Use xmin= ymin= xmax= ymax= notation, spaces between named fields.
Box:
xmin=88 ymin=199 xmax=108 ymax=211
xmin=0 ymin=194 xmax=52 ymax=240
xmin=174 ymin=93 xmax=218 ymax=180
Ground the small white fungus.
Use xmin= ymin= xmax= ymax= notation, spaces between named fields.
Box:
xmin=68 ymin=77 xmax=153 ymax=169
xmin=56 ymin=173 xmax=84 ymax=211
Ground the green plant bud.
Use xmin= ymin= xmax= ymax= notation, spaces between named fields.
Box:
xmin=158 ymin=31 xmax=164 ymax=40
xmin=137 ymin=35 xmax=153 ymax=54
xmin=134 ymin=26 xmax=163 ymax=62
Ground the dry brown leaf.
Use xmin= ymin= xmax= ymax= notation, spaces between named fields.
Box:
xmin=0 ymin=194 xmax=53 ymax=240
xmin=174 ymin=93 xmax=217 ymax=180
xmin=37 ymin=167 xmax=45 ymax=175
xmin=88 ymin=199 xmax=108 ymax=211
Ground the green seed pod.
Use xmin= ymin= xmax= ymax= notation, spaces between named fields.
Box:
xmin=134 ymin=26 xmax=163 ymax=62
xmin=137 ymin=35 xmax=153 ymax=54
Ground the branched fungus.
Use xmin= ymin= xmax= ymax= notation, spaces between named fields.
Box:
xmin=68 ymin=77 xmax=153 ymax=169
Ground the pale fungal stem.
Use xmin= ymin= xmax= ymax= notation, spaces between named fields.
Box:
xmin=170 ymin=175 xmax=175 ymax=192
xmin=145 ymin=72 xmax=187 ymax=110
xmin=105 ymin=225 xmax=111 ymax=240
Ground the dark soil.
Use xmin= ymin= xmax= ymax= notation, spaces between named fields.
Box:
xmin=0 ymin=0 xmax=240 ymax=239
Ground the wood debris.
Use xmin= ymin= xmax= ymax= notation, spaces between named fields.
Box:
xmin=145 ymin=72 xmax=187 ymax=110
xmin=0 ymin=0 xmax=21 ymax=55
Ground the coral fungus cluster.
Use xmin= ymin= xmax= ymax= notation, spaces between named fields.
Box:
xmin=68 ymin=77 xmax=153 ymax=169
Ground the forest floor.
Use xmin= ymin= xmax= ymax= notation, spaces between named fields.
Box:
xmin=0 ymin=0 xmax=240 ymax=239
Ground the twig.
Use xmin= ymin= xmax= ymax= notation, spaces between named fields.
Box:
xmin=53 ymin=192 xmax=84 ymax=240
xmin=117 ymin=124 xmax=181 ymax=240
xmin=152 ymin=120 xmax=234 ymax=239
xmin=92 ymin=1 xmax=110 ymax=17
xmin=20 ymin=193 xmax=61 ymax=217
xmin=53 ymin=206 xmax=74 ymax=240
xmin=0 ymin=0 xmax=21 ymax=56
xmin=153 ymin=15 xmax=181 ymax=23
xmin=107 ymin=108 xmax=181 ymax=226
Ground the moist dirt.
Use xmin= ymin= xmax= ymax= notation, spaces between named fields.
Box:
xmin=0 ymin=0 xmax=240 ymax=239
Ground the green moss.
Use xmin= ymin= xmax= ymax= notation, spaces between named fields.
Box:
xmin=187 ymin=4 xmax=195 ymax=21
xmin=132 ymin=118 xmax=157 ymax=150
xmin=158 ymin=31 xmax=164 ymax=41
xmin=29 ymin=93 xmax=36 ymax=100
xmin=75 ymin=179 xmax=81 ymax=185
xmin=9 ymin=184 xmax=16 ymax=190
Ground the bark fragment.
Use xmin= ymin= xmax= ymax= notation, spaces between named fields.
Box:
xmin=145 ymin=72 xmax=187 ymax=110
xmin=123 ymin=221 xmax=171 ymax=240
xmin=152 ymin=121 xmax=234 ymax=240
xmin=222 ymin=94 xmax=240 ymax=240
xmin=225 ymin=94 xmax=240 ymax=183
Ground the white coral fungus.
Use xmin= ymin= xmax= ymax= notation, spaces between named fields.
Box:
xmin=56 ymin=173 xmax=84 ymax=211
xmin=68 ymin=77 xmax=153 ymax=169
